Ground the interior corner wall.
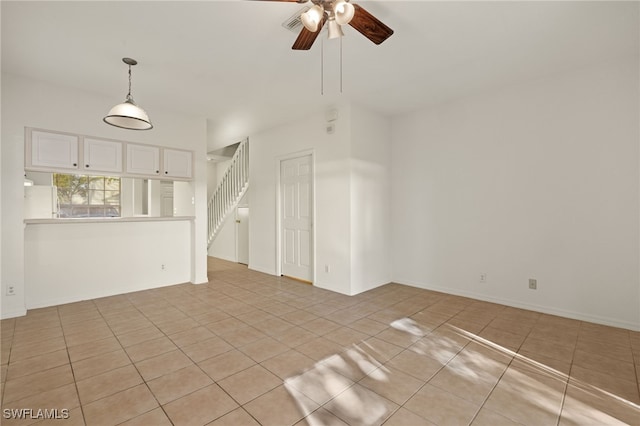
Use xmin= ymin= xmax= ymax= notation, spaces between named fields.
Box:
xmin=1 ymin=73 xmax=208 ymax=317
xmin=350 ymin=105 xmax=392 ymax=294
xmin=208 ymin=212 xmax=237 ymax=262
xmin=249 ymin=107 xmax=353 ymax=295
xmin=390 ymin=59 xmax=640 ymax=330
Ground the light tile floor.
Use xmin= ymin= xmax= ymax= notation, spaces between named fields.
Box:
xmin=1 ymin=257 xmax=639 ymax=425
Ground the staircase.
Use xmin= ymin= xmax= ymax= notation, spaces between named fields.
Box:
xmin=207 ymin=139 xmax=249 ymax=248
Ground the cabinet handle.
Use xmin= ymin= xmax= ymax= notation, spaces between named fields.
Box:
xmin=85 ymin=165 xmax=90 ymax=168
xmin=156 ymin=170 xmax=159 ymax=174
xmin=165 ymin=171 xmax=168 ymax=174
xmin=73 ymin=163 xmax=77 ymax=167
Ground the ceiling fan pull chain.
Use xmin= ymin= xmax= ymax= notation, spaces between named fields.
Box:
xmin=339 ymin=36 xmax=342 ymax=94
xmin=321 ymin=36 xmax=325 ymax=96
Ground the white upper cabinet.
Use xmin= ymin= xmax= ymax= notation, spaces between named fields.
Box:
xmin=29 ymin=130 xmax=79 ymax=170
xmin=163 ymin=149 xmax=193 ymax=179
xmin=26 ymin=128 xmax=193 ymax=181
xmin=83 ymin=138 xmax=123 ymax=173
xmin=126 ymin=144 xmax=160 ymax=176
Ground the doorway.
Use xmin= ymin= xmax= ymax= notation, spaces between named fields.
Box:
xmin=236 ymin=207 xmax=249 ymax=265
xmin=279 ymin=154 xmax=313 ymax=283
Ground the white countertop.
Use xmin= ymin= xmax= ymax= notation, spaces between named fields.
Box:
xmin=24 ymin=216 xmax=195 ymax=225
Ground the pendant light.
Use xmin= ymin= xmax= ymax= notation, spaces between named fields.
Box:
xmin=103 ymin=58 xmax=153 ymax=130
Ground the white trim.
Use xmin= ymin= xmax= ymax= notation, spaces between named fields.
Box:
xmin=24 ymin=280 xmax=187 ymax=311
xmin=24 ymin=216 xmax=194 ymax=225
xmin=249 ymin=263 xmax=276 ymax=276
xmin=235 ymin=206 xmax=250 ymax=265
xmin=394 ymin=278 xmax=640 ymax=332
xmin=1 ymin=307 xmax=27 ymax=320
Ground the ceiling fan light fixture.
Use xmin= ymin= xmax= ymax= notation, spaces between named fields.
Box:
xmin=334 ymin=0 xmax=355 ymax=25
xmin=327 ymin=18 xmax=344 ymax=39
xmin=301 ymin=4 xmax=324 ymax=32
xmin=104 ymin=58 xmax=153 ymax=131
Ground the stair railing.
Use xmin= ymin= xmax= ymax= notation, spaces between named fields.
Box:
xmin=207 ymin=139 xmax=249 ymax=247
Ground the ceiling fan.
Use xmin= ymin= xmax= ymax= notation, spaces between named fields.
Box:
xmin=257 ymin=0 xmax=394 ymax=50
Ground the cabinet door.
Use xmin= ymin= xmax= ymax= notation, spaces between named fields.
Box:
xmin=83 ymin=138 xmax=123 ymax=173
xmin=30 ymin=130 xmax=79 ymax=170
xmin=126 ymin=144 xmax=160 ymax=176
xmin=163 ymin=149 xmax=193 ymax=179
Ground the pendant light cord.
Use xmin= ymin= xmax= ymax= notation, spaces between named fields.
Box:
xmin=127 ymin=65 xmax=132 ymax=100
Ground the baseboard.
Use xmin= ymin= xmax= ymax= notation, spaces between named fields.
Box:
xmin=248 ymin=264 xmax=276 ymax=276
xmin=393 ymin=278 xmax=640 ymax=332
xmin=209 ymin=253 xmax=236 ymax=263
xmin=25 ymin=280 xmax=187 ymax=311
xmin=1 ymin=307 xmax=27 ymax=319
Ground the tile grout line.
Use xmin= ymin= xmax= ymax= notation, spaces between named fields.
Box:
xmin=0 ymin=317 xmax=17 ymax=411
xmin=93 ymin=297 xmax=175 ymax=426
xmin=115 ymin=283 xmax=287 ymax=424
xmin=4 ymin=259 xmax=639 ymax=426
xmin=555 ymin=320 xmax=583 ymax=426
xmin=463 ymin=311 xmax=536 ymax=426
xmin=58 ymin=303 xmax=88 ymax=426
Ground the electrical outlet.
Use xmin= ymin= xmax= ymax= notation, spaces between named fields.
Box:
xmin=529 ymin=279 xmax=537 ymax=290
xmin=325 ymin=265 xmax=330 ymax=273
xmin=161 ymin=264 xmax=166 ymax=271
xmin=479 ymin=273 xmax=487 ymax=283
xmin=6 ymin=286 xmax=15 ymax=296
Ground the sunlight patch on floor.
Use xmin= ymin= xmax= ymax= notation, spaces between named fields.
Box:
xmin=284 ymin=317 xmax=640 ymax=425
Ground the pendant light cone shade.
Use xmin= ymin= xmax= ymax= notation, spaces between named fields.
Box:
xmin=334 ymin=0 xmax=355 ymax=25
xmin=301 ymin=5 xmax=324 ymax=32
xmin=104 ymin=58 xmax=153 ymax=130
xmin=327 ymin=18 xmax=344 ymax=39
xmin=104 ymin=96 xmax=152 ymax=130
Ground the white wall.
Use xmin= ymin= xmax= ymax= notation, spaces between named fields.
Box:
xmin=208 ymin=213 xmax=237 ymax=262
xmin=249 ymin=107 xmax=353 ymax=294
xmin=248 ymin=105 xmax=393 ymax=296
xmin=350 ymin=105 xmax=392 ymax=294
xmin=391 ymin=59 xmax=640 ymax=330
xmin=174 ymin=181 xmax=195 ymax=216
xmin=1 ymin=73 xmax=208 ymax=319
xmin=208 ymin=190 xmax=249 ymax=261
xmin=25 ymin=221 xmax=190 ymax=308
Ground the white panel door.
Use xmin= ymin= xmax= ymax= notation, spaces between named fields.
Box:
xmin=281 ymin=155 xmax=313 ymax=282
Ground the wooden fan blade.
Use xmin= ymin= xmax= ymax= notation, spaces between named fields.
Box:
xmin=349 ymin=4 xmax=394 ymax=45
xmin=292 ymin=18 xmax=326 ymax=50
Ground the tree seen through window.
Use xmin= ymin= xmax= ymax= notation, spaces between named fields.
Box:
xmin=53 ymin=174 xmax=121 ymax=218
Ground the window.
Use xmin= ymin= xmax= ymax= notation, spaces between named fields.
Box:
xmin=53 ymin=174 xmax=121 ymax=218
